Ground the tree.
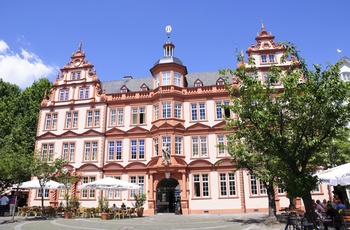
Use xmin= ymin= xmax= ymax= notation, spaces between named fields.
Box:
xmin=32 ymin=152 xmax=65 ymax=216
xmin=0 ymin=150 xmax=34 ymax=221
xmin=223 ymin=43 xmax=350 ymax=222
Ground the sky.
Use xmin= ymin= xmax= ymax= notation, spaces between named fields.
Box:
xmin=1 ymin=1 xmax=349 ymax=89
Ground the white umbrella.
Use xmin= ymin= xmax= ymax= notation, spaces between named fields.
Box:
xmin=78 ymin=177 xmax=140 ymax=190
xmin=314 ymin=163 xmax=350 ymax=186
xmin=17 ymin=178 xmax=65 ymax=189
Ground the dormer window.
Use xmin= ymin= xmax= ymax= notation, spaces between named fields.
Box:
xmin=341 ymin=72 xmax=350 ymax=81
xmin=120 ymin=85 xmax=128 ymax=93
xmin=140 ymin=84 xmax=149 ymax=92
xmin=71 ymin=71 xmax=81 ymax=80
xmin=216 ymin=78 xmax=224 ymax=85
xmin=194 ymin=79 xmax=203 ymax=87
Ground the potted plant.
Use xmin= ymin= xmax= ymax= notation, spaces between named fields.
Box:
xmin=134 ymin=193 xmax=146 ymax=217
xmin=99 ymin=198 xmax=110 ymax=220
xmin=69 ymin=196 xmax=81 ymax=216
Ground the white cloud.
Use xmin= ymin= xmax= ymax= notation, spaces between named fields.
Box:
xmin=0 ymin=40 xmax=9 ymax=53
xmin=0 ymin=39 xmax=58 ymax=89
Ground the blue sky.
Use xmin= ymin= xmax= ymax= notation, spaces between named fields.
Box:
xmin=1 ymin=1 xmax=348 ymax=89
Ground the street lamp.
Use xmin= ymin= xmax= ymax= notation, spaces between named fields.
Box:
xmin=62 ymin=167 xmax=69 ymax=211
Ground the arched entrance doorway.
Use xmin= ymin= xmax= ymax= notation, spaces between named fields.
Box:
xmin=156 ymin=178 xmax=179 ymax=213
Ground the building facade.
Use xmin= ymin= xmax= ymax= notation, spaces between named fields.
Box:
xmin=29 ymin=25 xmax=329 ymax=214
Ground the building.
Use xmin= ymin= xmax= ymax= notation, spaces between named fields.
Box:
xmin=29 ymin=25 xmax=329 ymax=214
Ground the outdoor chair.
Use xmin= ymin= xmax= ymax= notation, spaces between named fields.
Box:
xmin=114 ymin=208 xmax=124 ymax=219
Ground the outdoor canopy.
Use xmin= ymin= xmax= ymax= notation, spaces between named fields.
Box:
xmin=77 ymin=177 xmax=140 ymax=191
xmin=14 ymin=178 xmax=65 ymax=189
xmin=314 ymin=162 xmax=350 ymax=186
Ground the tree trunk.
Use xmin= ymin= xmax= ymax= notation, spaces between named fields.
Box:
xmin=266 ymin=183 xmax=277 ymax=218
xmin=301 ymin=192 xmax=317 ymax=223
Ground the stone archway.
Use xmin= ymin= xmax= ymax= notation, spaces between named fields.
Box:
xmin=156 ymin=178 xmax=179 ymax=213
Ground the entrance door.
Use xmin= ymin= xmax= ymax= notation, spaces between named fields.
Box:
xmin=156 ymin=178 xmax=179 ymax=213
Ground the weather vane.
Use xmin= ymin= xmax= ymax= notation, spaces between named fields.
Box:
xmin=165 ymin=25 xmax=172 ymax=42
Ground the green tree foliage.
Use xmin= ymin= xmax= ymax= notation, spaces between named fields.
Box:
xmin=0 ymin=78 xmax=52 ymax=188
xmin=223 ymin=43 xmax=350 ymax=222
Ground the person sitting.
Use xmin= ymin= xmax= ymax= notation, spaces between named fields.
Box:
xmin=121 ymin=202 xmax=126 ymax=210
xmin=323 ymin=203 xmax=342 ymax=230
xmin=336 ymin=200 xmax=346 ymax=212
xmin=316 ymin=199 xmax=325 ymax=213
xmin=111 ymin=203 xmax=117 ymax=211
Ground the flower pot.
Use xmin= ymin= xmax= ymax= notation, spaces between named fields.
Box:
xmin=101 ymin=212 xmax=109 ymax=220
xmin=64 ymin=211 xmax=72 ymax=219
xmin=137 ymin=207 xmax=144 ymax=217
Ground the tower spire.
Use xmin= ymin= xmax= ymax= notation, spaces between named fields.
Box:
xmin=78 ymin=41 xmax=82 ymax=52
xmin=261 ymin=21 xmax=265 ymax=31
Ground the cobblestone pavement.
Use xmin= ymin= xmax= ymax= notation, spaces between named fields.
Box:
xmin=0 ymin=213 xmax=286 ymax=230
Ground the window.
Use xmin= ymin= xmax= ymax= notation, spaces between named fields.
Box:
xmin=250 ymin=174 xmax=267 ymax=196
xmin=192 ymin=136 xmax=207 ymax=157
xmin=110 ymin=108 xmax=124 ymax=126
xmin=86 ymin=109 xmax=100 ymax=127
xmin=263 ymin=72 xmax=277 ymax=84
xmin=175 ymin=136 xmax=182 ymax=155
xmin=162 ymin=136 xmax=171 ymax=155
xmin=130 ymin=139 xmax=145 ymax=160
xmin=154 ymin=74 xmax=159 ymax=87
xmin=191 ymin=102 xmax=206 ymax=121
xmin=193 ymin=174 xmax=209 ymax=198
xmin=174 ymin=102 xmax=182 ymax=119
xmin=41 ymin=143 xmax=54 ymax=161
xmin=117 ymin=108 xmax=124 ymax=125
xmin=269 ymin=54 xmax=275 ymax=63
xmin=62 ymin=142 xmax=75 ymax=162
xmin=79 ymin=87 xmax=89 ymax=99
xmin=130 ymin=176 xmax=145 ymax=198
xmin=153 ymin=104 xmax=159 ymax=120
xmin=65 ymin=111 xmax=78 ymax=129
xmin=194 ymin=80 xmax=203 ymax=87
xmin=108 ymin=140 xmax=122 ymax=161
xmin=162 ymin=71 xmax=171 ymax=85
xmin=217 ymin=135 xmax=228 ymax=156
xmin=174 ymin=72 xmax=181 ymax=86
xmin=153 ymin=138 xmax=159 ymax=156
xmin=84 ymin=141 xmax=98 ymax=161
xmin=59 ymin=89 xmax=69 ymax=101
xmin=110 ymin=109 xmax=116 ymax=126
xmin=107 ymin=176 xmax=122 ymax=199
xmin=81 ymin=176 xmax=96 ymax=198
xmin=71 ymin=71 xmax=81 ymax=80
xmin=215 ymin=101 xmax=230 ymax=119
xmin=131 ymin=107 xmax=145 ymax=125
xmin=162 ymin=102 xmax=171 ymax=118
xmin=261 ymin=55 xmax=267 ymax=63
xmin=120 ymin=89 xmax=127 ymax=93
xmin=342 ymin=72 xmax=350 ymax=81
xmin=37 ymin=189 xmax=49 ymax=198
xmin=219 ymin=172 xmax=236 ymax=197
xmin=44 ymin=113 xmax=57 ymax=130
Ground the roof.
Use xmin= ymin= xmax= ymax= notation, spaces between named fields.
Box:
xmin=103 ymin=71 xmax=231 ymax=94
xmin=153 ymin=56 xmax=183 ymax=66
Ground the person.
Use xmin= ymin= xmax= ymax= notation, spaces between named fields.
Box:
xmin=121 ymin=202 xmax=126 ymax=210
xmin=336 ymin=200 xmax=346 ymax=212
xmin=0 ymin=194 xmax=9 ymax=216
xmin=323 ymin=203 xmax=342 ymax=230
xmin=111 ymin=203 xmax=117 ymax=211
xmin=9 ymin=195 xmax=16 ymax=216
xmin=316 ymin=199 xmax=325 ymax=213
xmin=321 ymin=199 xmax=328 ymax=210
